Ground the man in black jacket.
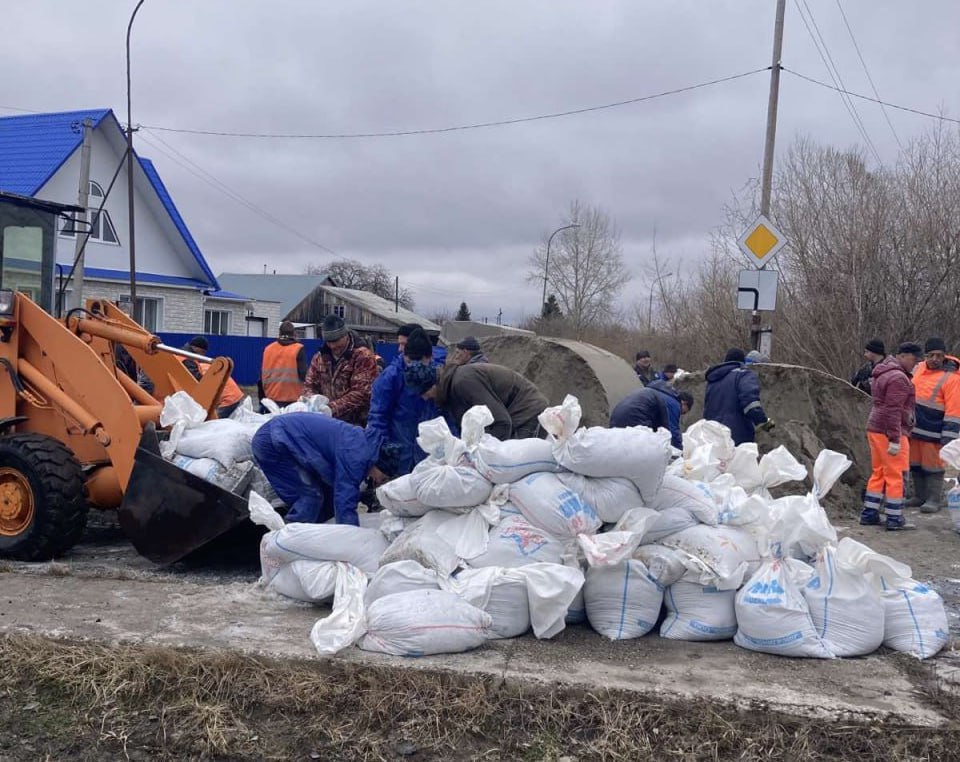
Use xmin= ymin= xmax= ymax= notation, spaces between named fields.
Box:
xmin=610 ymin=381 xmax=693 ymax=450
xmin=402 ymin=329 xmax=547 ymax=439
xmin=850 ymin=339 xmax=886 ymax=394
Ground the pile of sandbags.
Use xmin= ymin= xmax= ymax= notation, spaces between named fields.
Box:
xmin=158 ymin=391 xmax=330 ymax=506
xmin=249 ymin=397 xmax=950 ymax=662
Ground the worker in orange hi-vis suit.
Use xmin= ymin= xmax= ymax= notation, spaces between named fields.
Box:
xmin=861 ymin=342 xmax=922 ymax=531
xmin=907 ymin=337 xmax=960 ymax=514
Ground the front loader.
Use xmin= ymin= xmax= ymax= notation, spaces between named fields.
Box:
xmin=0 ymin=292 xmax=252 ymax=564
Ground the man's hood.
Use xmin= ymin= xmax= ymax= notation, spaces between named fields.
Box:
xmin=648 ymin=379 xmax=679 ymax=400
xmin=705 ymin=361 xmax=742 ymax=382
xmin=872 ymin=354 xmax=907 ymax=379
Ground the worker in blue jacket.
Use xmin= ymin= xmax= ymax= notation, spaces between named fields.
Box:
xmin=367 ymin=324 xmax=451 ymax=476
xmin=703 ymin=348 xmax=774 ymax=445
xmin=251 ymin=413 xmax=399 ymax=525
xmin=610 ymin=380 xmax=693 ymax=450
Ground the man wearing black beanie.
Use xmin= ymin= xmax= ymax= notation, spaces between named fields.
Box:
xmin=905 ymin=337 xmax=960 ymax=514
xmin=703 ymin=347 xmax=773 ymax=445
xmin=850 ymin=338 xmax=886 ymax=395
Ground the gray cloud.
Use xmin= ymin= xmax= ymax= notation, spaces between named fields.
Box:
xmin=3 ymin=0 xmax=958 ymax=323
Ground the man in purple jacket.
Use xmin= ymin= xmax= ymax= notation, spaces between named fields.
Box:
xmin=860 ymin=342 xmax=922 ymax=530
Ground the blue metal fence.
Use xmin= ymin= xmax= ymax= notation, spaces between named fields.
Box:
xmin=158 ymin=333 xmax=400 ymax=385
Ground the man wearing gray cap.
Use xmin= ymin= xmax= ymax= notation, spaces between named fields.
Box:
xmin=304 ymin=314 xmax=379 ymax=425
xmin=451 ymin=336 xmax=488 ymax=366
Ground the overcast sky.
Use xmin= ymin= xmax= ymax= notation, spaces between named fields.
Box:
xmin=3 ymin=1 xmax=958 ymax=324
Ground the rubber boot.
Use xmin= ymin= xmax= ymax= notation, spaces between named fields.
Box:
xmin=904 ymin=470 xmax=927 ymax=508
xmin=885 ymin=502 xmax=916 ymax=530
xmin=859 ymin=507 xmax=881 ymax=526
xmin=920 ymin=472 xmax=945 ymax=514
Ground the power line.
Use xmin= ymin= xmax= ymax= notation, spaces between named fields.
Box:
xmin=136 ymin=129 xmax=337 ymax=254
xmin=833 ymin=0 xmax=903 ymax=150
xmin=139 ymin=67 xmax=770 ymax=139
xmin=784 ymin=68 xmax=960 ymax=125
xmin=800 ymin=0 xmax=883 ymax=163
xmin=794 ymin=0 xmax=883 ymax=164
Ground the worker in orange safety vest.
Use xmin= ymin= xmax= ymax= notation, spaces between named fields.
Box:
xmin=258 ymin=321 xmax=307 ymax=409
xmin=906 ymin=337 xmax=960 ymax=513
xmin=182 ymin=336 xmax=246 ymax=418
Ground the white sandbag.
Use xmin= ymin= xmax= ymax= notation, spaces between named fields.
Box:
xmin=160 ymin=390 xmax=206 ymax=428
xmin=538 ymin=395 xmax=670 ymax=497
xmin=650 ymin=475 xmax=719 ymax=526
xmin=376 ymin=474 xmax=432 ymax=517
xmin=471 ymin=434 xmax=562 ymax=484
xmin=577 ymin=532 xmax=644 ymax=568
xmin=661 ymin=581 xmax=737 ymax=641
xmin=174 ymin=418 xmax=256 ymax=467
xmin=259 ymin=521 xmax=388 ymax=576
xmin=248 ymin=465 xmax=284 ymax=508
xmin=415 ymin=461 xmax=493 ymax=509
xmin=359 ymin=590 xmax=492 ymax=656
xmin=509 ymin=472 xmax=601 ymax=538
xmin=678 ymin=419 xmax=736 ymax=481
xmin=434 ymin=497 xmax=501 ymax=561
xmin=365 ymin=560 xmax=441 ymax=605
xmin=803 ymin=543 xmax=884 ymax=657
xmin=660 ymin=524 xmax=759 ymax=589
xmin=556 ymin=473 xmax=642 ymax=524
xmin=379 ymin=510 xmax=462 ymax=577
xmin=758 ymin=446 xmax=808 ymax=491
xmin=616 ymin=505 xmax=695 ymax=544
xmin=939 ymin=440 xmax=960 ymax=532
xmin=449 ymin=567 xmax=531 ymax=639
xmin=468 ymin=515 xmax=576 ymax=569
xmin=171 ymin=454 xmax=255 ymax=493
xmin=635 ymin=544 xmax=688 ymax=587
xmin=309 ymin=562 xmax=369 ymax=655
xmin=715 ymin=485 xmax=768 ymax=529
xmin=877 ymin=577 xmax=950 ymax=660
xmin=734 ymin=557 xmax=834 ymax=658
xmin=725 ymin=443 xmax=762 ymax=492
xmin=515 ymin=563 xmax=585 ymax=639
xmin=584 ymin=560 xmax=663 ymax=640
xmin=279 ymin=394 xmax=332 ymax=416
xmin=264 ymin=559 xmax=340 ymax=603
xmin=811 ymin=449 xmax=852 ymax=500
xmin=558 ymin=426 xmax=671 ymax=494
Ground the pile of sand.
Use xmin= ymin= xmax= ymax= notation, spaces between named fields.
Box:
xmin=479 ymin=335 xmax=640 ymax=428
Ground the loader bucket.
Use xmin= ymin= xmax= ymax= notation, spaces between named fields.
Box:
xmin=118 ymin=424 xmax=252 ymax=565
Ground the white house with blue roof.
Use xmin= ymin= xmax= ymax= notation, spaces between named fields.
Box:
xmin=0 ymin=108 xmax=275 ymax=335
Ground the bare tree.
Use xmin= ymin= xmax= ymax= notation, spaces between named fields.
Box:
xmin=527 ymin=201 xmax=631 ymax=338
xmin=306 ymin=258 xmax=415 ymax=310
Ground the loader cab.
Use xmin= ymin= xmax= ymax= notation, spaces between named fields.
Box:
xmin=0 ymin=191 xmax=82 ymax=316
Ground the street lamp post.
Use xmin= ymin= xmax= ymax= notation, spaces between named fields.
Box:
xmin=126 ymin=0 xmax=147 ymax=316
xmin=647 ymin=271 xmax=673 ymax=333
xmin=541 ymin=223 xmax=580 ymax=315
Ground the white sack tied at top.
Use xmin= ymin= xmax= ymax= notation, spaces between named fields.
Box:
xmin=462 ymin=405 xmax=562 ymax=484
xmin=413 ymin=416 xmax=493 ymax=509
xmin=538 ymin=395 xmax=672 ymax=500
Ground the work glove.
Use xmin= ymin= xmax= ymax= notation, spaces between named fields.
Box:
xmin=887 ymin=440 xmax=901 ymax=456
xmin=757 ymin=419 xmax=776 ymax=433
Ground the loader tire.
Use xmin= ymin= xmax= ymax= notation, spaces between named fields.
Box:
xmin=0 ymin=434 xmax=87 ymax=561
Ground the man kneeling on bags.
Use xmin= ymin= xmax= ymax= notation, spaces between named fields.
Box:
xmin=252 ymin=413 xmax=400 ymax=525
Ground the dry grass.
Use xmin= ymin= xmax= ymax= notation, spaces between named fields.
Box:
xmin=0 ymin=634 xmax=957 ymax=761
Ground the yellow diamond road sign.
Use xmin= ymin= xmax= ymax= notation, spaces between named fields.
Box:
xmin=737 ymin=214 xmax=787 ymax=269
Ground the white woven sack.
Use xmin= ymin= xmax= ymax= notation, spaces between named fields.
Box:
xmin=583 ymin=560 xmax=663 ymax=640
xmin=661 ymin=582 xmax=737 ymax=641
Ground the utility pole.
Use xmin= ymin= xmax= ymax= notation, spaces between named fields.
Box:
xmin=126 ymin=0 xmax=146 ymax=320
xmin=394 ymin=276 xmax=399 ymax=312
xmin=70 ymin=118 xmax=93 ymax=310
xmin=752 ymin=0 xmax=786 ymax=352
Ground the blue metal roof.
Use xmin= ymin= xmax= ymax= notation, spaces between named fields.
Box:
xmin=0 ymin=109 xmax=218 ymax=290
xmin=204 ymin=288 xmax=250 ymax=301
xmin=0 ymin=109 xmax=110 ymax=195
xmin=63 ymin=266 xmax=211 ymax=289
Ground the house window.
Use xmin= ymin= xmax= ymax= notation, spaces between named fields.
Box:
xmin=59 ymin=181 xmax=119 ymax=244
xmin=204 ymin=309 xmax=230 ymax=335
xmin=332 ymin=304 xmax=345 ymax=319
xmin=123 ymin=295 xmax=162 ymax=332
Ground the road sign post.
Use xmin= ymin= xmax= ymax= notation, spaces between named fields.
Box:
xmin=737 ymin=215 xmax=786 ymax=353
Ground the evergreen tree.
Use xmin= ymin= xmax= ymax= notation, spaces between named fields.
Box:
xmin=541 ymin=294 xmax=562 ymax=319
xmin=456 ymin=301 xmax=472 ymax=321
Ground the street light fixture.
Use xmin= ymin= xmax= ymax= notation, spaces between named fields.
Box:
xmin=126 ymin=0 xmax=147 ymax=316
xmin=647 ymin=271 xmax=673 ymax=333
xmin=541 ymin=223 xmax=580 ymax=315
